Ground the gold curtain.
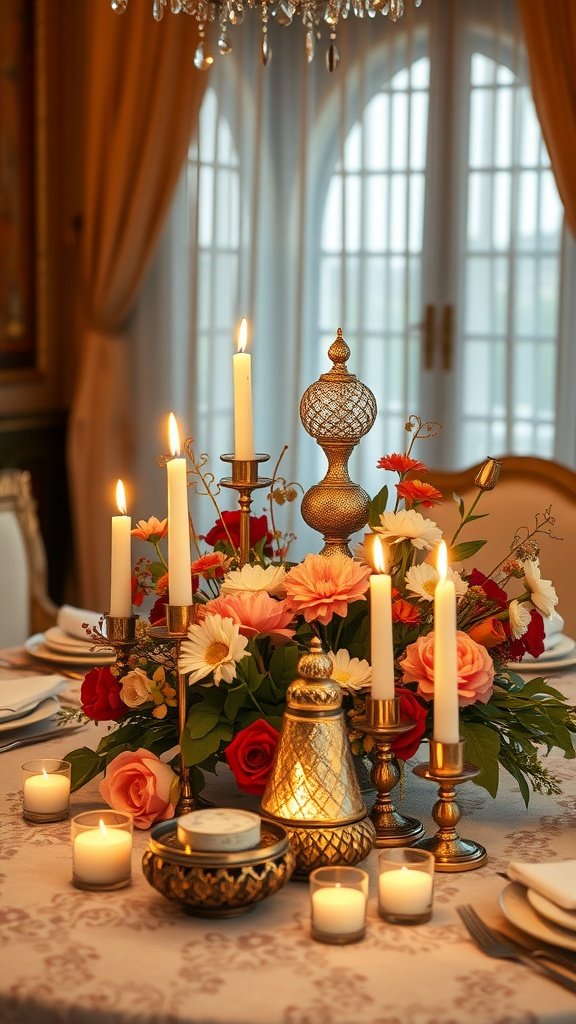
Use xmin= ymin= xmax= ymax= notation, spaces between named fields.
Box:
xmin=68 ymin=3 xmax=206 ymax=610
xmin=518 ymin=0 xmax=576 ymax=237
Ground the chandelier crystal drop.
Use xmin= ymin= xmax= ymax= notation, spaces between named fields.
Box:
xmin=111 ymin=0 xmax=423 ymax=71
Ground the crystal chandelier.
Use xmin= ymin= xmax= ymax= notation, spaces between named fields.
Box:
xmin=111 ymin=0 xmax=422 ymax=72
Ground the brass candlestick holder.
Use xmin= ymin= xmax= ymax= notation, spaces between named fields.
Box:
xmin=220 ymin=454 xmax=272 ymax=565
xmin=299 ymin=328 xmax=377 ymax=557
xmin=413 ymin=739 xmax=487 ymax=872
xmin=355 ymin=697 xmax=425 ymax=847
xmin=103 ymin=614 xmax=139 ymax=673
xmin=149 ymin=604 xmax=196 ymax=816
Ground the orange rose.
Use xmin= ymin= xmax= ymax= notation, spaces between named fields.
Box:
xmin=392 ymin=599 xmax=421 ymax=625
xmin=467 ymin=616 xmax=506 ymax=649
xmin=399 ymin=630 xmax=494 ymax=707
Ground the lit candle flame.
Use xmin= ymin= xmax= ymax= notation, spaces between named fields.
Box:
xmin=372 ymin=536 xmax=387 ymax=574
xmin=98 ymin=818 xmax=108 ymax=837
xmin=437 ymin=540 xmax=448 ymax=581
xmin=115 ymin=479 xmax=127 ymax=516
xmin=237 ymin=317 xmax=248 ymax=354
xmin=168 ymin=412 xmax=181 ymax=458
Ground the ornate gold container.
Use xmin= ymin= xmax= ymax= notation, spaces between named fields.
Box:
xmin=142 ymin=818 xmax=295 ymax=917
xmin=261 ymin=639 xmax=375 ymax=876
xmin=299 ymin=328 xmax=377 ymax=557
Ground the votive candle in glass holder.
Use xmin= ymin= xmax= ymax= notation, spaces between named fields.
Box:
xmin=309 ymin=866 xmax=368 ymax=945
xmin=378 ymin=848 xmax=434 ymax=924
xmin=22 ymin=759 xmax=71 ymax=823
xmin=71 ymin=810 xmax=133 ymax=891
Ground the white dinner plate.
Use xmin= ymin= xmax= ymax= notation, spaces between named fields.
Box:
xmin=0 ymin=696 xmax=60 ymax=734
xmin=44 ymin=626 xmax=111 ymax=654
xmin=527 ymin=889 xmax=576 ymax=933
xmin=499 ymin=883 xmax=576 ymax=952
xmin=25 ymin=633 xmax=115 ymax=667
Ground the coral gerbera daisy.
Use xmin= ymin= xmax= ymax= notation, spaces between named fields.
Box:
xmin=284 ymin=553 xmax=372 ymax=626
xmin=396 ymin=480 xmax=443 ymax=508
xmin=377 ymin=454 xmax=428 ymax=474
xmin=199 ymin=592 xmax=295 ymax=639
xmin=179 ymin=613 xmax=250 ymax=685
xmin=131 ymin=516 xmax=168 ymax=542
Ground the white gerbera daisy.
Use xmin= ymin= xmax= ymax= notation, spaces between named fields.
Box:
xmin=508 ymin=598 xmax=532 ymax=640
xmin=377 ymin=509 xmax=442 ymax=551
xmin=120 ymin=668 xmax=152 ymax=708
xmin=521 ymin=560 xmax=558 ymax=618
xmin=179 ymin=613 xmax=250 ymax=685
xmin=329 ymin=649 xmax=371 ymax=693
xmin=405 ymin=563 xmax=469 ymax=602
xmin=220 ymin=563 xmax=287 ymax=597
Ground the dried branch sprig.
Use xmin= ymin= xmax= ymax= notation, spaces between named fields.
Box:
xmin=487 ymin=505 xmax=561 ymax=581
xmin=183 ymin=438 xmax=238 ymax=556
xmin=404 ymin=414 xmax=442 ymax=459
xmin=266 ymin=445 xmax=303 ymax=560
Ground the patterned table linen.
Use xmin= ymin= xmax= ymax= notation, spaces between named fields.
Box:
xmin=1 ymin=671 xmax=575 ymax=1024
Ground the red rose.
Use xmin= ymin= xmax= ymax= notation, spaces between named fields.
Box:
xmin=150 ymin=594 xmax=168 ymax=626
xmin=468 ymin=569 xmax=507 ymax=609
xmin=225 ymin=719 xmax=280 ymax=795
xmin=81 ymin=666 xmax=127 ymax=722
xmin=391 ymin=689 xmax=428 ymax=761
xmin=202 ymin=511 xmax=272 ymax=554
xmin=508 ymin=609 xmax=545 ymax=660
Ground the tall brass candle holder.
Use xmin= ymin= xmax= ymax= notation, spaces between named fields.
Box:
xmin=355 ymin=697 xmax=425 ymax=847
xmin=220 ymin=454 xmax=272 ymax=565
xmin=102 ymin=614 xmax=139 ymax=673
xmin=413 ymin=739 xmax=487 ymax=871
xmin=149 ymin=604 xmax=196 ymax=816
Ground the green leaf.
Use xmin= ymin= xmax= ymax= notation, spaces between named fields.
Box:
xmin=181 ymin=722 xmax=233 ymax=767
xmin=65 ymin=746 xmax=104 ymax=792
xmin=269 ymin=644 xmax=300 ymax=693
xmin=460 ymin=721 xmax=501 ymax=797
xmin=368 ymin=485 xmax=388 ymax=528
xmin=452 ymin=492 xmax=465 ymax=518
xmin=224 ymin=682 xmax=250 ymax=722
xmin=450 ymin=539 xmax=486 ymax=562
xmin=186 ymin=704 xmax=221 ymax=739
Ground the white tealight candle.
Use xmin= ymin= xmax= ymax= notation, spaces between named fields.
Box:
xmin=23 ymin=769 xmax=70 ymax=816
xmin=233 ymin=317 xmax=255 ymax=461
xmin=73 ymin=819 xmax=132 ymax=888
xmin=378 ymin=866 xmax=433 ymax=917
xmin=370 ymin=537 xmax=395 ymax=700
xmin=110 ymin=479 xmax=132 ymax=618
xmin=312 ymin=886 xmax=366 ymax=937
xmin=433 ymin=540 xmax=459 ymax=744
xmin=167 ymin=413 xmax=193 ymax=607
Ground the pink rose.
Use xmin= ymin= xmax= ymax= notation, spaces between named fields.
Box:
xmin=99 ymin=748 xmax=178 ymax=829
xmin=399 ymin=630 xmax=494 ymax=707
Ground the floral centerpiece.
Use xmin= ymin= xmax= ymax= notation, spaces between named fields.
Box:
xmin=63 ymin=419 xmax=576 ymax=827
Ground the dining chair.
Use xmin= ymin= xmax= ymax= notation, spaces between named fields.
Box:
xmin=0 ymin=469 xmax=57 ymax=647
xmin=432 ymin=456 xmax=576 ymax=639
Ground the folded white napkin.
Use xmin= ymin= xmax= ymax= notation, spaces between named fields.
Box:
xmin=57 ymin=605 xmax=103 ymax=641
xmin=508 ymin=859 xmax=576 ymax=910
xmin=0 ymin=675 xmax=66 ymax=721
xmin=543 ymin=610 xmax=565 ymax=651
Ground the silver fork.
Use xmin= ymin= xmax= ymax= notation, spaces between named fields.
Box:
xmin=458 ymin=905 xmax=576 ymax=992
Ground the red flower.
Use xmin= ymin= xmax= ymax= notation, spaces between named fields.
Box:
xmin=396 ymin=480 xmax=443 ymax=508
xmin=391 ymin=689 xmax=428 ymax=760
xmin=508 ymin=609 xmax=545 ymax=660
xmin=150 ymin=595 xmax=168 ymax=626
xmin=202 ymin=511 xmax=272 ymax=554
xmin=468 ymin=569 xmax=508 ymax=609
xmin=392 ymin=599 xmax=421 ymax=625
xmin=377 ymin=454 xmax=428 ymax=474
xmin=81 ymin=666 xmax=126 ymax=722
xmin=131 ymin=575 xmax=146 ymax=608
xmin=225 ymin=719 xmax=280 ymax=795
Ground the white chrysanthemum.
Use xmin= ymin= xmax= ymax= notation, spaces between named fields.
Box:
xmin=220 ymin=563 xmax=287 ymax=597
xmin=521 ymin=559 xmax=558 ymax=618
xmin=179 ymin=613 xmax=250 ymax=685
xmin=508 ymin=598 xmax=532 ymax=640
xmin=120 ymin=668 xmax=152 ymax=708
xmin=377 ymin=509 xmax=442 ymax=551
xmin=405 ymin=563 xmax=469 ymax=602
xmin=329 ymin=649 xmax=371 ymax=693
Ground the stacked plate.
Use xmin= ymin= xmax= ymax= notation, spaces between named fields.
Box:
xmin=500 ymin=883 xmax=576 ymax=953
xmin=507 ymin=632 xmax=576 ymax=674
xmin=0 ymin=674 xmax=67 ymax=748
xmin=25 ymin=627 xmax=115 ymax=667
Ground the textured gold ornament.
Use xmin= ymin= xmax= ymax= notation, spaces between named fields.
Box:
xmin=299 ymin=328 xmax=377 ymax=557
xmin=261 ymin=638 xmax=375 ymax=876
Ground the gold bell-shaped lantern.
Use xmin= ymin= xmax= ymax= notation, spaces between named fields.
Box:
xmin=261 ymin=638 xmax=375 ymax=877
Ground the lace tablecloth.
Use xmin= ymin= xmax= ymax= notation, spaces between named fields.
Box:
xmin=1 ymin=669 xmax=575 ymax=1024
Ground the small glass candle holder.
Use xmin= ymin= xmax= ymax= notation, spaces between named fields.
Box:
xmin=309 ymin=866 xmax=368 ymax=945
xmin=22 ymin=759 xmax=71 ymax=823
xmin=378 ymin=848 xmax=434 ymax=925
xmin=71 ymin=810 xmax=133 ymax=891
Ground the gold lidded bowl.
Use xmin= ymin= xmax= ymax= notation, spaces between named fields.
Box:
xmin=142 ymin=818 xmax=295 ymax=917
